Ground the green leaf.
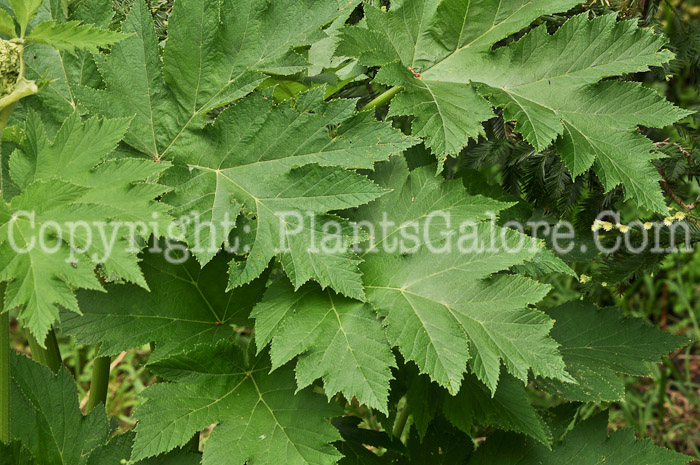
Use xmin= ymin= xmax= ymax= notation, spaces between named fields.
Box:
xmin=512 ymin=247 xmax=577 ymax=279
xmin=0 ymin=112 xmax=173 ymax=342
xmin=376 ymin=62 xmax=494 ymax=160
xmin=339 ymin=0 xmax=581 ymax=168
xmin=163 ymin=88 xmax=411 ymax=298
xmin=0 ymin=182 xmax=95 ymax=341
xmin=468 ymin=412 xmax=692 ymax=465
xmin=75 ymin=0 xmax=413 ymax=297
xmin=401 ymin=364 xmax=549 ymax=444
xmin=86 ymin=432 xmax=202 ymax=465
xmin=62 ymin=249 xmax=268 ymax=362
xmin=73 ymin=0 xmax=183 ymax=158
xmin=252 ymin=279 xmax=396 ymax=413
xmin=443 ymin=372 xmax=550 ymax=445
xmin=340 ymin=5 xmax=689 ymax=210
xmin=26 ymin=20 xmax=126 ymax=52
xmin=334 ymin=417 xmax=395 ymax=465
xmin=76 ymin=0 xmax=362 ymax=160
xmin=0 ymin=7 xmax=15 ymax=37
xmin=537 ymin=301 xmax=688 ymax=402
xmin=458 ymin=15 xmax=691 ymax=212
xmin=353 ymin=157 xmax=571 ymax=394
xmin=132 ymin=341 xmax=343 ymax=465
xmin=8 ymin=0 xmax=42 ymax=35
xmin=68 ymin=0 xmax=113 ymax=28
xmin=20 ymin=2 xmax=108 ymax=133
xmin=9 ymin=352 xmax=110 ymax=464
xmin=23 ymin=45 xmax=100 ymax=133
xmin=0 ymin=441 xmax=35 ymax=465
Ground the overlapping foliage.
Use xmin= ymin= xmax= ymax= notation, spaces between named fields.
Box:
xmin=0 ymin=0 xmax=695 ymax=464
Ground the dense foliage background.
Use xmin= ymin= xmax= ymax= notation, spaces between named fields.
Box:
xmin=2 ymin=0 xmax=700 ymax=463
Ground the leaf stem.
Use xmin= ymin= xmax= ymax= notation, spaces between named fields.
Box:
xmin=392 ymin=396 xmax=410 ymax=440
xmin=360 ymin=86 xmax=401 ymax=112
xmin=656 ymin=360 xmax=669 ymax=430
xmin=25 ymin=329 xmax=62 ymax=374
xmin=85 ymin=349 xmax=110 ymax=414
xmin=0 ymin=282 xmax=9 ymax=444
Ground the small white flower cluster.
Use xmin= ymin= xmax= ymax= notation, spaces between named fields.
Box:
xmin=0 ymin=39 xmax=21 ymax=98
xmin=590 ymin=220 xmax=615 ymax=232
xmin=591 ymin=208 xmax=688 ymax=233
xmin=664 ymin=210 xmax=686 ymax=226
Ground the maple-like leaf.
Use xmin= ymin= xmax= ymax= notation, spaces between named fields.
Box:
xmin=252 ymin=279 xmax=396 ymax=413
xmin=337 ymin=0 xmax=581 ymax=166
xmin=537 ymin=300 xmax=688 ymax=402
xmin=0 ymin=112 xmax=173 ymax=342
xmin=351 ymin=157 xmax=571 ymax=394
xmin=62 ymin=249 xmax=268 ymax=362
xmin=459 ymin=14 xmax=692 ymax=212
xmin=75 ymin=0 xmax=414 ymax=297
xmin=340 ymin=2 xmax=691 ymax=211
xmin=132 ymin=341 xmax=343 ymax=465
xmin=162 ymin=89 xmax=412 ymax=299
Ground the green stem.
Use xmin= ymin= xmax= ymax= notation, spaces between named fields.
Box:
xmin=25 ymin=329 xmax=62 ymax=374
xmin=43 ymin=330 xmax=62 ymax=374
xmin=85 ymin=350 xmax=110 ymax=414
xmin=392 ymin=396 xmax=410 ymax=440
xmin=360 ymin=86 xmax=401 ymax=112
xmin=657 ymin=361 xmax=669 ymax=430
xmin=0 ymin=102 xmax=17 ymax=135
xmin=1 ymin=282 xmax=9 ymax=444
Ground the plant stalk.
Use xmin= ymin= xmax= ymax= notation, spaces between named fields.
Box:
xmin=392 ymin=396 xmax=410 ymax=440
xmin=25 ymin=329 xmax=62 ymax=374
xmin=85 ymin=349 xmax=110 ymax=414
xmin=361 ymin=86 xmax=401 ymax=112
xmin=656 ymin=361 xmax=669 ymax=430
xmin=0 ymin=282 xmax=9 ymax=444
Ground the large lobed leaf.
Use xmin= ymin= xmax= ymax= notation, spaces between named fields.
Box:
xmin=162 ymin=89 xmax=410 ymax=298
xmin=0 ymin=112 xmax=173 ymax=342
xmin=355 ymin=157 xmax=571 ymax=394
xmin=76 ymin=0 xmax=415 ymax=297
xmin=62 ymin=249 xmax=268 ymax=362
xmin=537 ymin=300 xmax=688 ymax=402
xmin=9 ymin=352 xmax=109 ymax=465
xmin=5 ymin=353 xmax=202 ymax=465
xmin=132 ymin=341 xmax=343 ymax=465
xmin=76 ymin=0 xmax=365 ymax=158
xmin=340 ymin=1 xmax=691 ymax=212
xmin=3 ymin=1 xmax=693 ymax=464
